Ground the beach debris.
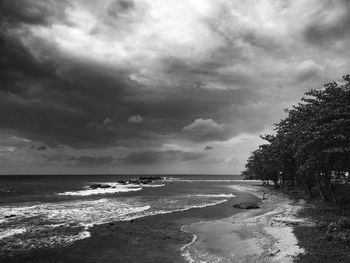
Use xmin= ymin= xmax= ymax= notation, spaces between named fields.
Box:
xmin=233 ymin=202 xmax=260 ymax=209
xmin=268 ymin=249 xmax=280 ymax=256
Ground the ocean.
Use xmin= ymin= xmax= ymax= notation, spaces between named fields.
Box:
xmin=0 ymin=174 xmax=244 ymax=258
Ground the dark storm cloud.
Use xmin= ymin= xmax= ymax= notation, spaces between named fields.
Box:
xmin=304 ymin=0 xmax=350 ymax=45
xmin=1 ymin=0 xmax=349 ymax=174
xmin=35 ymin=145 xmax=48 ymax=151
xmin=0 ymin=0 xmax=278 ymax=150
xmin=74 ymin=155 xmax=115 ymax=166
xmin=0 ymin=27 xmax=137 ymax=147
xmin=91 ymin=0 xmax=145 ymax=36
xmin=0 ymin=0 xmax=69 ymax=26
xmin=123 ymin=150 xmax=204 ymax=165
xmin=0 ymin=32 xmax=275 ymax=148
xmin=47 ymin=154 xmax=115 ymax=167
xmin=107 ymin=0 xmax=135 ymax=15
xmin=204 ymin=146 xmax=214 ymax=151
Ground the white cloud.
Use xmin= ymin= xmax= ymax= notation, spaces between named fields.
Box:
xmin=128 ymin=114 xmax=143 ymax=123
xmin=12 ymin=136 xmax=31 ymax=143
xmin=298 ymin=59 xmax=324 ymax=73
xmin=87 ymin=118 xmax=112 ymax=129
xmin=182 ymin=118 xmax=228 ymax=142
xmin=0 ymin=146 xmax=16 ymax=152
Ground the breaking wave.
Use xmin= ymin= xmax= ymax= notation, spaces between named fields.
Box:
xmin=57 ymin=182 xmax=165 ymax=196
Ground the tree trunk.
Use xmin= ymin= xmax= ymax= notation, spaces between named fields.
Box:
xmin=329 ymin=183 xmax=337 ymax=204
xmin=297 ymin=176 xmax=313 ymax=198
xmin=316 ymin=173 xmax=328 ymax=201
xmin=324 ymin=171 xmax=337 ymax=204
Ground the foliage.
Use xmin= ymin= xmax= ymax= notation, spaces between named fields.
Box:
xmin=242 ymin=75 xmax=350 ymax=201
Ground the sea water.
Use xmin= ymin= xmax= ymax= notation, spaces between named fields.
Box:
xmin=0 ymin=174 xmax=241 ymax=255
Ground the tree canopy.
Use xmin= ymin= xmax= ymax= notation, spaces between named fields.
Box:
xmin=242 ymin=74 xmax=350 ymax=203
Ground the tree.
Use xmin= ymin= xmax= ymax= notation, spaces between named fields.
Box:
xmin=242 ymin=74 xmax=350 ymax=203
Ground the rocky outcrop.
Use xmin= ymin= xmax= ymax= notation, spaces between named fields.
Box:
xmin=118 ymin=176 xmax=164 ymax=185
xmin=4 ymin=214 xmax=16 ymax=219
xmin=89 ymin=184 xmax=112 ymax=189
xmin=89 ymin=176 xmax=165 ymax=189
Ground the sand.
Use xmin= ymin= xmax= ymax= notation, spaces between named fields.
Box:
xmin=182 ymin=185 xmax=309 ymax=263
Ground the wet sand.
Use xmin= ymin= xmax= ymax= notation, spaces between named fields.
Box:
xmin=183 ymin=185 xmax=308 ymax=263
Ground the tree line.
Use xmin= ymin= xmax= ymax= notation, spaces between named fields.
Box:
xmin=242 ymin=75 xmax=350 ymax=203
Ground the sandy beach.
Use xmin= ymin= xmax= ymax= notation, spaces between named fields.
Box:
xmin=183 ymin=184 xmax=310 ymax=263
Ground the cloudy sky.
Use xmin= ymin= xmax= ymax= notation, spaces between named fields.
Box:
xmin=0 ymin=0 xmax=349 ymax=174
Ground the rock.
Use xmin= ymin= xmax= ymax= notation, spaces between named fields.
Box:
xmin=233 ymin=202 xmax=260 ymax=209
xmin=89 ymin=183 xmax=111 ymax=189
xmin=139 ymin=176 xmax=163 ymax=181
xmin=117 ymin=176 xmax=164 ymax=186
xmin=5 ymin=214 xmax=16 ymax=218
xmin=89 ymin=184 xmax=101 ymax=189
xmin=269 ymin=249 xmax=280 ymax=256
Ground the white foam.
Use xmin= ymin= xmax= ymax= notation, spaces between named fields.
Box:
xmin=180 ymin=233 xmax=197 ymax=263
xmin=140 ymin=184 xmax=165 ymax=188
xmin=58 ymin=185 xmax=142 ymax=196
xmin=0 ymin=199 xmax=151 ymax=252
xmin=0 ymin=228 xmax=26 ymax=240
xmin=57 ymin=182 xmax=165 ymax=196
xmin=65 ymin=229 xmax=91 ymax=244
xmin=192 ymin=193 xmax=235 ymax=198
xmin=146 ymin=199 xmax=229 ymax=217
xmin=0 ymin=200 xmax=151 ymax=226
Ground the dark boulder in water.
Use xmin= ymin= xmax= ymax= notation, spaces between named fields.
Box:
xmin=89 ymin=184 xmax=103 ymax=189
xmin=138 ymin=176 xmax=163 ymax=181
xmin=5 ymin=214 xmax=16 ymax=218
xmin=89 ymin=183 xmax=111 ymax=189
xmin=119 ymin=177 xmax=163 ymax=186
xmin=233 ymin=202 xmax=260 ymax=209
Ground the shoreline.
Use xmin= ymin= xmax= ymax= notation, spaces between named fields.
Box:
xmin=182 ymin=184 xmax=308 ymax=262
xmin=1 ymin=182 xmax=257 ymax=263
xmin=0 ymin=181 xmax=306 ymax=263
xmin=180 ymin=226 xmax=198 ymax=263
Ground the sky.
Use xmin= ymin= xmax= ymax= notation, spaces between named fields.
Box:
xmin=0 ymin=0 xmax=349 ymax=174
